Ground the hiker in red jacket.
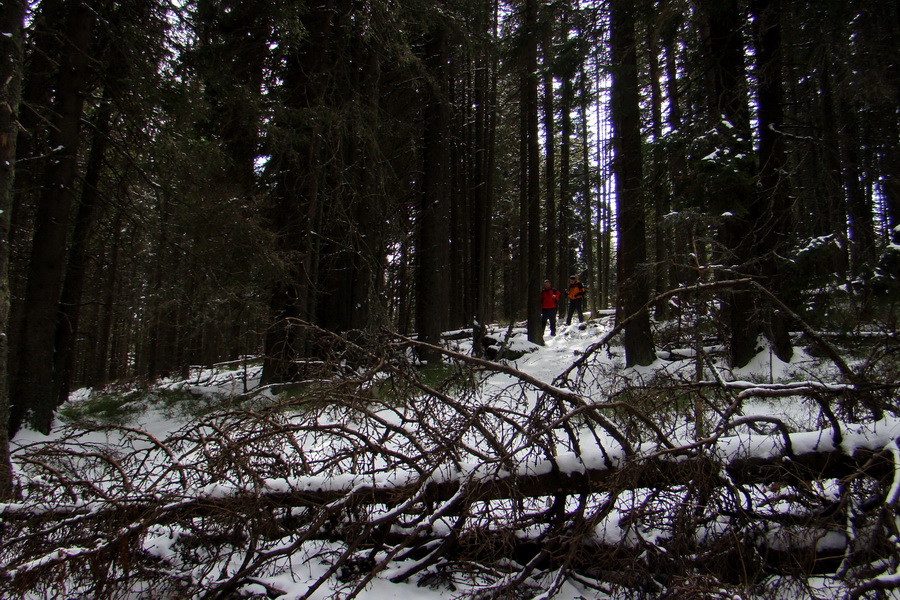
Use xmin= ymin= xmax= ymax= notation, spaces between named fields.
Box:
xmin=540 ymin=280 xmax=561 ymax=336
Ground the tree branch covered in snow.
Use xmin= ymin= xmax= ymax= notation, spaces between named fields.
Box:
xmin=1 ymin=327 xmax=899 ymax=600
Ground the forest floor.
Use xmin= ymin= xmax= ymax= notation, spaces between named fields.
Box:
xmin=7 ymin=313 xmax=900 ymax=600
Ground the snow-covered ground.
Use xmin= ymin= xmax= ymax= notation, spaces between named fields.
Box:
xmin=7 ymin=318 xmax=899 ymax=599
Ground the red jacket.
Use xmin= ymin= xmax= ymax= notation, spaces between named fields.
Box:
xmin=540 ymin=288 xmax=561 ymax=309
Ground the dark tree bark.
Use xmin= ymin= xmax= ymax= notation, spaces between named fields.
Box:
xmin=647 ymin=17 xmax=670 ymax=321
xmin=558 ymin=76 xmax=573 ymax=288
xmin=6 ymin=1 xmax=66 ymax=313
xmin=871 ymin=3 xmax=900 ymax=246
xmin=471 ymin=3 xmax=498 ymax=357
xmin=840 ymin=108 xmax=876 ymax=280
xmin=817 ymin=62 xmax=850 ymax=278
xmin=260 ymin=1 xmax=333 ymax=385
xmin=315 ymin=34 xmax=387 ymax=340
xmin=139 ymin=192 xmax=181 ymax=382
xmin=660 ymin=10 xmax=696 ymax=299
xmin=701 ymin=0 xmax=759 ymax=368
xmin=0 ymin=0 xmax=25 ymax=497
xmin=883 ymin=116 xmax=900 ymax=246
xmin=594 ymin=62 xmax=613 ymax=310
xmin=90 ymin=211 xmax=123 ymax=388
xmin=395 ymin=231 xmax=413 ymax=336
xmin=661 ymin=11 xmax=682 ymax=132
xmin=542 ymin=54 xmax=557 ymax=289
xmin=578 ymin=73 xmax=594 ymax=314
xmin=518 ymin=79 xmax=529 ymax=322
xmin=609 ymin=0 xmax=655 ymax=366
xmin=416 ymin=24 xmax=452 ymax=363
xmin=53 ymin=100 xmax=113 ymax=405
xmin=445 ymin=53 xmax=465 ymax=332
xmin=10 ymin=0 xmax=95 ymax=435
xmin=524 ymin=0 xmax=543 ymax=345
xmin=750 ymin=0 xmax=792 ymax=361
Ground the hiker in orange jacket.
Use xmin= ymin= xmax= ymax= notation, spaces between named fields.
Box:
xmin=566 ymin=275 xmax=586 ymax=325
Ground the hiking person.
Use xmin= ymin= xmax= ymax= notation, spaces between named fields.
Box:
xmin=540 ymin=280 xmax=561 ymax=336
xmin=566 ymin=275 xmax=586 ymax=325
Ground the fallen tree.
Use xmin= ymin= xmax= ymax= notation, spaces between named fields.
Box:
xmin=2 ymin=326 xmax=899 ymax=600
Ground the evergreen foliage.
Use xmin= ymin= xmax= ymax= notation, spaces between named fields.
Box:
xmin=0 ymin=0 xmax=896 ymax=441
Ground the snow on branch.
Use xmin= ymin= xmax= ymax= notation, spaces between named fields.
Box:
xmin=2 ymin=330 xmax=898 ymax=599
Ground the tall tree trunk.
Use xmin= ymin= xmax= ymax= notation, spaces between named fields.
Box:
xmin=0 ymin=0 xmax=25 ymax=497
xmin=660 ymin=10 xmax=695 ymax=302
xmin=261 ymin=159 xmax=320 ymax=385
xmin=518 ymin=81 xmax=529 ymax=321
xmin=448 ymin=59 xmax=467 ymax=330
xmin=7 ymin=2 xmax=66 ymax=345
xmin=610 ymin=0 xmax=655 ymax=366
xmin=396 ymin=234 xmax=412 ymax=336
xmin=417 ymin=25 xmax=451 ymax=362
xmin=472 ymin=3 xmax=497 ymax=356
xmin=870 ymin=0 xmax=900 ymax=245
xmin=54 ymin=99 xmax=113 ymax=405
xmin=260 ymin=1 xmax=331 ymax=385
xmin=662 ymin=10 xmax=682 ymax=131
xmin=595 ymin=63 xmax=613 ymax=309
xmin=579 ymin=78 xmax=594 ymax=315
xmin=315 ymin=45 xmax=386 ymax=340
xmin=11 ymin=1 xmax=95 ymax=435
xmin=751 ymin=0 xmax=792 ymax=361
xmin=558 ymin=77 xmax=573 ymax=288
xmin=524 ymin=0 xmax=543 ymax=345
xmin=840 ymin=107 xmax=876 ymax=282
xmin=817 ymin=61 xmax=849 ymax=278
xmin=140 ymin=193 xmax=175 ymax=381
xmin=91 ymin=212 xmax=123 ymax=388
xmin=542 ymin=64 xmax=557 ymax=287
xmin=883 ymin=116 xmax=900 ymax=246
xmin=701 ymin=0 xmax=759 ymax=368
xmin=647 ymin=18 xmax=670 ymax=321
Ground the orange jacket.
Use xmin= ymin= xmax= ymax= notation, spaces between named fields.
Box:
xmin=567 ymin=280 xmax=586 ymax=300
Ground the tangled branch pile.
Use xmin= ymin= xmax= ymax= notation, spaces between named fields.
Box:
xmin=2 ymin=329 xmax=899 ymax=600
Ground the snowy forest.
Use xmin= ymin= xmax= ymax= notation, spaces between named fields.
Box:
xmin=0 ymin=0 xmax=899 ymax=598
